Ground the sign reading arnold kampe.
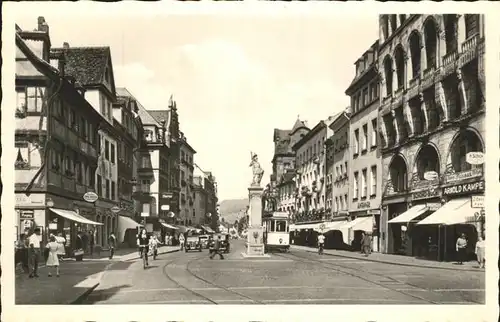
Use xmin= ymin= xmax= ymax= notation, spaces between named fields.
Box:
xmin=442 ymin=180 xmax=485 ymax=196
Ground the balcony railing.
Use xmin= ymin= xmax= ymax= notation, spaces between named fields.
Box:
xmin=462 ymin=34 xmax=479 ymax=53
xmin=443 ymin=51 xmax=458 ymax=66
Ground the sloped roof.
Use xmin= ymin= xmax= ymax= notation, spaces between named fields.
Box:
xmin=116 ymin=87 xmax=160 ymax=126
xmin=291 ymin=118 xmax=308 ymax=134
xmin=148 ymin=110 xmax=170 ymax=125
xmin=273 ymin=129 xmax=293 ymax=155
xmin=51 ymin=47 xmax=110 ymax=87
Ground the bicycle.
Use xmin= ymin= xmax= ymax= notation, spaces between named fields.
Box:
xmin=139 ymin=245 xmax=148 ymax=269
xmin=318 ymin=243 xmax=324 ymax=255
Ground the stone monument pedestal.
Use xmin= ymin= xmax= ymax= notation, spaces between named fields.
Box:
xmin=241 ymin=185 xmax=270 ymax=259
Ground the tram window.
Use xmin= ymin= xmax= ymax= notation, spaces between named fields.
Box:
xmin=270 ymin=220 xmax=275 ymax=232
xmin=275 ymin=221 xmax=287 ymax=232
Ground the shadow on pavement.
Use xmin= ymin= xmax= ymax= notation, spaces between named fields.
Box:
xmin=81 ymin=284 xmax=132 ymax=304
xmin=106 ymin=261 xmax=135 ymax=271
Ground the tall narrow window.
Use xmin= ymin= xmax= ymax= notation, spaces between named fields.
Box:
xmin=353 ymin=171 xmax=359 ymax=199
xmin=361 ymin=168 xmax=367 ymax=198
xmin=105 ymin=140 xmax=109 ymax=160
xmin=371 ymin=119 xmax=378 ymax=147
xmin=16 ymin=88 xmax=27 ymax=115
xmin=26 ymin=87 xmax=44 ymax=113
xmin=111 ymin=181 xmax=116 ymax=200
xmin=105 ymin=179 xmax=110 ymax=199
xmin=110 ymin=143 xmax=115 ymax=164
xmin=354 ymin=129 xmax=360 ymax=155
xmin=362 ymin=124 xmax=368 ymax=151
xmin=97 ymin=174 xmax=102 ymax=196
xmin=370 ymin=166 xmax=377 ymax=196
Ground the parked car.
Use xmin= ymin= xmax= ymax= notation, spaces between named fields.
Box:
xmin=199 ymin=235 xmax=210 ymax=249
xmin=185 ymin=235 xmax=202 ymax=252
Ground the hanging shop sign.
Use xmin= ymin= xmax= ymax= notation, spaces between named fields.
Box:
xmin=471 ymin=195 xmax=484 ymax=208
xmin=442 ymin=180 xmax=485 ymax=196
xmin=83 ymin=192 xmax=99 ymax=203
xmin=110 ymin=206 xmax=121 ymax=213
xmin=161 ymin=205 xmax=170 ymax=211
xmin=443 ymin=167 xmax=483 ymax=184
xmin=411 ymin=187 xmax=440 ymax=201
xmin=423 ymin=171 xmax=439 ymax=181
xmin=357 ymin=201 xmax=371 ymax=209
xmin=19 ymin=211 xmax=34 ymax=220
xmin=466 ymin=152 xmax=485 ymax=165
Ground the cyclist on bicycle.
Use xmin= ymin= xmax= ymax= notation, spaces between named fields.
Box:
xmin=317 ymin=232 xmax=325 ymax=255
xmin=137 ymin=229 xmax=150 ymax=268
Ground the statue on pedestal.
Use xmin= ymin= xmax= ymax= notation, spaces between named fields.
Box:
xmin=249 ymin=152 xmax=264 ymax=186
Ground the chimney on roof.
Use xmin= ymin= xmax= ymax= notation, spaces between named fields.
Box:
xmin=37 ymin=16 xmax=49 ymax=33
xmin=63 ymin=42 xmax=70 ymax=49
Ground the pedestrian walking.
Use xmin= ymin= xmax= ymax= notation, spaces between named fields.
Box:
xmin=45 ymin=235 xmax=61 ymax=277
xmin=28 ymin=228 xmax=42 ymax=278
xmin=108 ymin=232 xmax=117 ymax=259
xmin=475 ymin=236 xmax=485 ymax=268
xmin=209 ymin=235 xmax=224 ymax=260
xmin=179 ymin=233 xmax=185 ymax=251
xmin=75 ymin=231 xmax=84 ymax=261
xmin=456 ymin=233 xmax=468 ymax=264
xmin=317 ymin=233 xmax=325 ymax=255
xmin=15 ymin=233 xmax=29 ymax=273
xmin=149 ymin=234 xmax=159 ymax=260
xmin=89 ymin=230 xmax=95 ymax=257
xmin=55 ymin=233 xmax=66 ymax=261
xmin=361 ymin=232 xmax=372 ymax=256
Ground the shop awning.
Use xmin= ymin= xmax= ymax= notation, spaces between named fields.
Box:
xmin=117 ymin=215 xmax=142 ymax=243
xmin=161 ymin=223 xmax=178 ymax=230
xmin=50 ymin=208 xmax=103 ymax=225
xmin=323 ymin=220 xmax=349 ymax=232
xmin=417 ymin=198 xmax=474 ymax=226
xmin=202 ymin=225 xmax=215 ymax=233
xmin=176 ymin=225 xmax=189 ymax=233
xmin=337 ymin=217 xmax=372 ymax=244
xmin=388 ymin=204 xmax=428 ymax=224
xmin=290 ymin=223 xmax=321 ymax=231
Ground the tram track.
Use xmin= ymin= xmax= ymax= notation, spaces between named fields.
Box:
xmin=162 ymin=254 xmax=262 ymax=304
xmin=274 ymin=251 xmax=443 ymax=304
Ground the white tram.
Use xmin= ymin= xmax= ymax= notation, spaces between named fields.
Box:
xmin=263 ymin=212 xmax=290 ymax=252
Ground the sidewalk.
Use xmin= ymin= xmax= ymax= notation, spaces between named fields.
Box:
xmin=291 ymin=245 xmax=484 ymax=272
xmin=15 ymin=246 xmax=179 ymax=304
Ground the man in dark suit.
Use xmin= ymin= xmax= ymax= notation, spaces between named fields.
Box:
xmin=209 ymin=235 xmax=224 ymax=260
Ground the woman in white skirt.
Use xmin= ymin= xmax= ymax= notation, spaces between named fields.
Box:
xmin=475 ymin=236 xmax=486 ymax=268
xmin=46 ymin=235 xmax=60 ymax=277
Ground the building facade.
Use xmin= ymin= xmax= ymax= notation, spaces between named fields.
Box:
xmin=113 ymin=93 xmax=143 ymax=245
xmin=192 ymin=175 xmax=208 ymax=226
xmin=293 ymin=119 xmax=335 ymax=223
xmin=271 ymin=118 xmax=309 ymax=213
xmin=378 ymin=14 xmax=485 ymax=261
xmin=52 ymin=43 xmax=123 ymax=247
xmin=15 ymin=18 xmax=105 ymax=253
xmin=117 ymin=88 xmax=170 ymax=234
xmin=327 ymin=109 xmax=351 ymax=220
xmin=178 ymin=133 xmax=196 ymax=226
xmin=345 ymin=41 xmax=382 ymax=252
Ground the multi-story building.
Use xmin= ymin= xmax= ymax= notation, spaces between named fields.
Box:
xmin=326 ymin=108 xmax=351 ymax=221
xmin=345 ymin=41 xmax=382 ymax=252
xmin=117 ymin=88 xmax=170 ymax=235
xmin=52 ymin=43 xmax=122 ymax=247
xmin=271 ymin=118 xmax=309 ymax=213
xmin=192 ymin=176 xmax=207 ymax=226
xmin=113 ymin=92 xmax=143 ymax=245
xmin=202 ymin=172 xmax=219 ymax=230
xmin=292 ymin=117 xmax=336 ymax=223
xmin=15 ymin=18 xmax=104 ymax=254
xmin=178 ymin=132 xmax=196 ymax=226
xmin=378 ymin=14 xmax=485 ymax=261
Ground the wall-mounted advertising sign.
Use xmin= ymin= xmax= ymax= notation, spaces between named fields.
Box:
xmin=442 ymin=180 xmax=484 ymax=196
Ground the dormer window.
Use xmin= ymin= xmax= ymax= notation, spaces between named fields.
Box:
xmin=144 ymin=129 xmax=153 ymax=142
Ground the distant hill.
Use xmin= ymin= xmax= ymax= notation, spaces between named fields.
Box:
xmin=219 ymin=198 xmax=248 ymax=224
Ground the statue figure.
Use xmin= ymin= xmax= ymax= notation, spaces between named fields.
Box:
xmin=249 ymin=152 xmax=264 ymax=186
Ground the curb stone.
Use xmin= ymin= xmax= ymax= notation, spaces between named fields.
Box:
xmin=294 ymin=246 xmax=483 ymax=272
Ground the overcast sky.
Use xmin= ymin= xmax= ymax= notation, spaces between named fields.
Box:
xmin=15 ymin=12 xmax=378 ymax=201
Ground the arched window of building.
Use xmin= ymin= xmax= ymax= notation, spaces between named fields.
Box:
xmin=423 ymin=18 xmax=438 ymax=70
xmin=383 ymin=56 xmax=394 ymax=96
xmin=415 ymin=145 xmax=440 ymax=180
xmin=389 ymin=155 xmax=408 ymax=192
xmin=450 ymin=130 xmax=484 ymax=173
xmin=409 ymin=31 xmax=421 ymax=79
xmin=394 ymin=46 xmax=406 ymax=89
xmin=444 ymin=14 xmax=459 ymax=54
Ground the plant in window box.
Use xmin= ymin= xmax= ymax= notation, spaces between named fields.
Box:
xmin=15 ymin=107 xmax=27 ymax=119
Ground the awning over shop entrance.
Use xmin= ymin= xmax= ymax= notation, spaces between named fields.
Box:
xmin=314 ymin=220 xmax=348 ymax=233
xmin=388 ymin=204 xmax=428 ymax=224
xmin=161 ymin=223 xmax=178 ymax=230
xmin=50 ymin=208 xmax=103 ymax=225
xmin=176 ymin=225 xmax=189 ymax=233
xmin=117 ymin=215 xmax=142 ymax=243
xmin=417 ymin=197 xmax=474 ymax=226
xmin=201 ymin=225 xmax=215 ymax=233
xmin=290 ymin=223 xmax=320 ymax=231
xmin=337 ymin=217 xmax=372 ymax=244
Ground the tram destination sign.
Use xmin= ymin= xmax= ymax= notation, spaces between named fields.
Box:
xmin=442 ymin=180 xmax=484 ymax=196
